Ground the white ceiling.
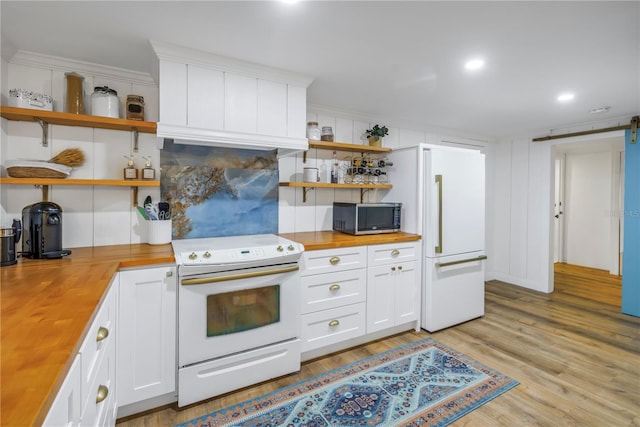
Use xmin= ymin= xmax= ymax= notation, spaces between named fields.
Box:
xmin=1 ymin=1 xmax=638 ymax=140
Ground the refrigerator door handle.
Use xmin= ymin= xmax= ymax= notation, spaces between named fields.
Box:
xmin=436 ymin=255 xmax=488 ymax=268
xmin=435 ymin=174 xmax=443 ymax=254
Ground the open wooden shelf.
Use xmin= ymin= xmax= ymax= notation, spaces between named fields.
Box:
xmin=307 ymin=140 xmax=392 ymax=154
xmin=0 ymin=177 xmax=159 ymax=206
xmin=279 ymin=181 xmax=392 ymax=203
xmin=0 ymin=106 xmax=156 ymax=134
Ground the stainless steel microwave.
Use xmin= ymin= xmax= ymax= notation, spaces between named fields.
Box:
xmin=333 ymin=202 xmax=402 ymax=235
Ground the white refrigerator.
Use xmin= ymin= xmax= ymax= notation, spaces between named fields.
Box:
xmin=383 ymin=144 xmax=486 ymax=332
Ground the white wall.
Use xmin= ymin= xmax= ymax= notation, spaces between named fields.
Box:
xmin=487 ymin=125 xmax=630 ymax=293
xmin=278 ymin=105 xmax=492 ymax=234
xmin=1 ymin=52 xmax=159 ymax=247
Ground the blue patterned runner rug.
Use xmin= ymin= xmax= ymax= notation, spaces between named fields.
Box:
xmin=177 ymin=337 xmax=519 ymax=427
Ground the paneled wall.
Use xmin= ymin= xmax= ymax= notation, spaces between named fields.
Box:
xmin=277 ymin=106 xmax=491 ymax=234
xmin=1 ymin=52 xmax=159 ymax=247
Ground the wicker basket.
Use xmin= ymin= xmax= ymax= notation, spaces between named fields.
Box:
xmin=7 ymin=166 xmax=68 ymax=179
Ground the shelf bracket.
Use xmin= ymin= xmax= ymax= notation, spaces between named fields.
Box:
xmin=302 ymin=186 xmax=314 ymax=203
xmin=133 ymin=129 xmax=139 ymax=152
xmin=303 ymin=150 xmax=308 ymax=163
xmin=36 ymin=119 xmax=49 ymax=147
xmin=132 ymin=186 xmax=139 ymax=207
xmin=360 ymin=188 xmax=371 ymax=203
xmin=33 ymin=184 xmax=50 ymax=201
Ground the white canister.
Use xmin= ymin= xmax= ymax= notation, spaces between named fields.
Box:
xmin=91 ymin=86 xmax=119 ymax=118
xmin=303 ymin=167 xmax=319 ymax=183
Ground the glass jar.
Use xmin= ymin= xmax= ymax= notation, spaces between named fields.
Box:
xmin=321 ymin=126 xmax=334 ymax=142
xmin=306 ymin=122 xmax=321 ymax=140
xmin=65 ymin=72 xmax=85 ymax=114
xmin=91 ymin=86 xmax=119 ymax=118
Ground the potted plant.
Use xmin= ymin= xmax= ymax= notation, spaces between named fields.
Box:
xmin=365 ymin=124 xmax=389 ymax=147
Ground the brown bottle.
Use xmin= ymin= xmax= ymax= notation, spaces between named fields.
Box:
xmin=65 ymin=72 xmax=85 ymax=114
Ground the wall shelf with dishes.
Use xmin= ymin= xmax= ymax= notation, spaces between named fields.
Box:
xmin=279 ymin=139 xmax=393 ymax=203
xmin=0 ymin=106 xmax=159 ymax=206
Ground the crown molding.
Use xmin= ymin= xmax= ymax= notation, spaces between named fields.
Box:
xmin=9 ymin=50 xmax=156 ymax=86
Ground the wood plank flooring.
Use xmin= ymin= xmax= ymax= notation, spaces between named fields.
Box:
xmin=116 ymin=264 xmax=639 ymax=427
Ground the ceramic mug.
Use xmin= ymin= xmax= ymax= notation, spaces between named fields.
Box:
xmin=303 ymin=167 xmax=319 ymax=183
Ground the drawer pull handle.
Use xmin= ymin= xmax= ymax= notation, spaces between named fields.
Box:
xmin=391 ymin=249 xmax=400 ymax=256
xmin=96 ymin=385 xmax=109 ymax=403
xmin=328 ymin=320 xmax=340 ymax=327
xmin=96 ymin=327 xmax=109 ymax=342
xmin=329 ymin=256 xmax=340 ymax=265
xmin=329 ymin=284 xmax=341 ymax=291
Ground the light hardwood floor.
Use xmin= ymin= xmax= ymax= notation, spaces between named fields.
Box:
xmin=117 ymin=264 xmax=639 ymax=426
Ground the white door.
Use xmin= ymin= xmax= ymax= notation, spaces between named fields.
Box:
xmin=425 ymin=149 xmax=485 ymax=257
xmin=553 ymin=155 xmax=566 ymax=263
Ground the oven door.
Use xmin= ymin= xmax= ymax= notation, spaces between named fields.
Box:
xmin=178 ymin=263 xmax=301 ymax=367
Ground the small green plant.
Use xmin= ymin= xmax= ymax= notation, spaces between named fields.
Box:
xmin=365 ymin=124 xmax=389 ymax=141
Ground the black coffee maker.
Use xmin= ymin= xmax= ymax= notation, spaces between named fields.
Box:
xmin=22 ymin=202 xmax=72 ymax=259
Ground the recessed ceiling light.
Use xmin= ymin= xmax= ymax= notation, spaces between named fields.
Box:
xmin=557 ymin=93 xmax=575 ymax=102
xmin=281 ymin=0 xmax=298 ymax=3
xmin=465 ymin=59 xmax=485 ymax=70
xmin=589 ymin=106 xmax=610 ymax=114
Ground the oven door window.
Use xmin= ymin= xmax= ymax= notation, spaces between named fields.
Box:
xmin=206 ymin=285 xmax=280 ymax=337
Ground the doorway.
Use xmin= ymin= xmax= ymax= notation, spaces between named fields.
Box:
xmin=551 ymin=132 xmax=625 ymax=276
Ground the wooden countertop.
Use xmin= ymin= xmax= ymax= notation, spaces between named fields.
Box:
xmin=0 ymin=233 xmax=419 ymax=426
xmin=0 ymin=244 xmax=174 ymax=427
xmin=279 ymin=231 xmax=421 ymax=251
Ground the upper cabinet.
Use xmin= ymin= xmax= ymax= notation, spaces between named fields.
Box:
xmin=150 ymin=41 xmax=313 ymax=157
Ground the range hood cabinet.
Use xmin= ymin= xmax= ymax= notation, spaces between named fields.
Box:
xmin=152 ymin=41 xmax=313 ymax=157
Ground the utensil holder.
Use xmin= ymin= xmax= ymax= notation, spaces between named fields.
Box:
xmin=148 ymin=220 xmax=172 ymax=245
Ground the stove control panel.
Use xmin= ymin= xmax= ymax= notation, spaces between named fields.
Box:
xmin=178 ymin=244 xmax=301 ymax=265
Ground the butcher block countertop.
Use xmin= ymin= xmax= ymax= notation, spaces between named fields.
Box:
xmin=279 ymin=230 xmax=421 ymax=251
xmin=0 ymin=244 xmax=174 ymax=427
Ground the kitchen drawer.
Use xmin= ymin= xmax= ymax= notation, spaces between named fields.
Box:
xmin=301 ymin=246 xmax=367 ymax=276
xmin=301 ymin=269 xmax=366 ymax=314
xmin=80 ymin=336 xmax=115 ymax=427
xmin=79 ymin=282 xmax=116 ymax=414
xmin=301 ymin=302 xmax=365 ymax=352
xmin=367 ymin=241 xmax=420 ymax=265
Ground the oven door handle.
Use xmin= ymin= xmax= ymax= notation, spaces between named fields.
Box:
xmin=181 ymin=265 xmax=299 ymax=286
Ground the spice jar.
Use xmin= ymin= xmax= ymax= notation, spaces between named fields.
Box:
xmin=306 ymin=122 xmax=321 ymax=140
xmin=65 ymin=72 xmax=85 ymax=114
xmin=321 ymin=126 xmax=334 ymax=142
xmin=126 ymin=95 xmax=145 ymax=121
xmin=91 ymin=86 xmax=119 ymax=118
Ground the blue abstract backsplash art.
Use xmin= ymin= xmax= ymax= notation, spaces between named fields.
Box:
xmin=160 ymin=139 xmax=279 ymax=239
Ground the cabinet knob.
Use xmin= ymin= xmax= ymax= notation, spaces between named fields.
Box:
xmin=398 ymin=265 xmax=403 ymax=270
xmin=391 ymin=249 xmax=400 ymax=257
xmin=96 ymin=326 xmax=109 ymax=342
xmin=96 ymin=384 xmax=109 ymax=404
xmin=329 ymin=256 xmax=340 ymax=265
xmin=391 ymin=266 xmax=396 ymax=271
xmin=329 ymin=284 xmax=341 ymax=291
xmin=328 ymin=319 xmax=340 ymax=327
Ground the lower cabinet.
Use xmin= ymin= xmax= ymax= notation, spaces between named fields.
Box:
xmin=300 ymin=246 xmax=367 ymax=353
xmin=44 ymin=276 xmax=118 ymax=427
xmin=117 ymin=265 xmax=177 ymax=411
xmin=367 ymin=242 xmax=420 ymax=333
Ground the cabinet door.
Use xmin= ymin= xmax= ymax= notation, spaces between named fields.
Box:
xmin=394 ymin=261 xmax=419 ymax=324
xmin=43 ymin=355 xmax=81 ymax=427
xmin=366 ymin=264 xmax=395 ymax=333
xmin=118 ymin=266 xmax=177 ymax=407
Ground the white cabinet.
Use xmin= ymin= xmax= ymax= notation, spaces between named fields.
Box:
xmin=151 ymin=41 xmax=312 ymax=155
xmin=366 ymin=242 xmax=420 ymax=333
xmin=79 ymin=281 xmax=118 ymax=427
xmin=45 ymin=278 xmax=118 ymax=427
xmin=300 ymin=247 xmax=367 ymax=353
xmin=117 ymin=265 xmax=177 ymax=410
xmin=43 ymin=355 xmax=82 ymax=427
